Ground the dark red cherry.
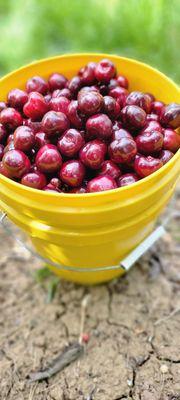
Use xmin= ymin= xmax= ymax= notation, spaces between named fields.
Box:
xmin=160 ymin=103 xmax=180 ymax=129
xmin=109 ymin=87 xmax=128 ymax=108
xmin=112 ymin=128 xmax=133 ymax=141
xmin=79 ymin=140 xmax=107 ymax=169
xmin=0 ymin=161 xmax=11 ymax=177
xmin=87 ymin=175 xmax=117 ymax=192
xmin=95 ymin=59 xmax=116 ymax=83
xmin=0 ymin=108 xmax=23 ymax=130
xmin=126 ymin=91 xmax=152 ymax=113
xmin=23 ymin=119 xmax=42 ymax=133
xmin=26 ymin=76 xmax=48 ymax=94
xmin=35 ymin=132 xmax=50 ymax=149
xmin=109 ymin=137 xmax=137 ymax=164
xmin=0 ymin=144 xmax=4 ymax=161
xmin=67 ymin=100 xmax=83 ymax=129
xmin=117 ymin=173 xmax=139 ymax=187
xmin=52 ymin=88 xmax=72 ymax=100
xmin=151 ymin=101 xmax=165 ymax=116
xmin=86 ymin=114 xmax=112 ymax=140
xmin=0 ymin=102 xmax=7 ymax=112
xmin=163 ymin=129 xmax=180 ymax=152
xmin=67 ymin=76 xmax=82 ymax=95
xmin=21 ymin=171 xmax=47 ymax=189
xmin=60 ymin=160 xmax=85 ymax=187
xmin=78 ymin=62 xmax=96 ymax=85
xmin=98 ymin=160 xmax=122 ymax=179
xmin=35 ymin=144 xmax=62 ymax=173
xmin=103 ymin=96 xmax=121 ymax=119
xmin=49 ymin=96 xmax=70 ymax=114
xmin=48 ymin=73 xmax=67 ymax=91
xmin=14 ymin=126 xmax=35 ymax=152
xmin=134 ymin=155 xmax=163 ymax=177
xmin=2 ymin=149 xmax=30 ymax=178
xmin=159 ymin=150 xmax=174 ymax=165
xmin=0 ymin=124 xmax=7 ymax=143
xmin=121 ymin=105 xmax=146 ymax=129
xmin=49 ymin=177 xmax=61 ymax=189
xmin=136 ymin=131 xmax=163 ymax=154
xmin=42 ymin=111 xmax=69 ymax=136
xmin=57 ymin=128 xmax=84 ymax=157
xmin=23 ymin=92 xmax=49 ymax=120
xmin=117 ymin=75 xmax=129 ymax=89
xmin=8 ymin=89 xmax=28 ymax=110
xmin=78 ymin=91 xmax=103 ymax=116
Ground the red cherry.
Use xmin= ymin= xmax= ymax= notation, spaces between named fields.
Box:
xmin=87 ymin=175 xmax=117 ymax=192
xmin=52 ymin=88 xmax=72 ymax=100
xmin=121 ymin=105 xmax=146 ymax=129
xmin=95 ymin=59 xmax=116 ymax=83
xmin=2 ymin=149 xmax=30 ymax=178
xmin=86 ymin=114 xmax=112 ymax=140
xmin=67 ymin=100 xmax=83 ymax=129
xmin=43 ymin=184 xmax=60 ymax=192
xmin=49 ymin=96 xmax=70 ymax=114
xmin=142 ymin=120 xmax=162 ymax=134
xmin=48 ymin=73 xmax=67 ymax=91
xmin=8 ymin=89 xmax=28 ymax=110
xmin=109 ymin=137 xmax=137 ymax=164
xmin=151 ymin=101 xmax=165 ymax=116
xmin=0 ymin=102 xmax=7 ymax=112
xmin=80 ymin=140 xmax=107 ymax=169
xmin=0 ymin=161 xmax=11 ymax=177
xmin=159 ymin=150 xmax=174 ymax=165
xmin=160 ymin=103 xmax=180 ymax=129
xmin=103 ymin=96 xmax=121 ymax=119
xmin=70 ymin=186 xmax=87 ymax=193
xmin=14 ymin=126 xmax=35 ymax=152
xmin=49 ymin=177 xmax=61 ymax=189
xmin=21 ymin=171 xmax=47 ymax=189
xmin=42 ymin=111 xmax=69 ymax=136
xmin=26 ymin=76 xmax=48 ymax=94
xmin=146 ymin=113 xmax=159 ymax=122
xmin=78 ymin=62 xmax=96 ymax=85
xmin=126 ymin=91 xmax=152 ymax=113
xmin=35 ymin=132 xmax=50 ymax=149
xmin=117 ymin=75 xmax=129 ymax=89
xmin=134 ymin=155 xmax=163 ymax=177
xmin=112 ymin=128 xmax=133 ymax=141
xmin=109 ymin=86 xmax=128 ymax=108
xmin=0 ymin=123 xmax=7 ymax=143
xmin=67 ymin=76 xmax=82 ymax=95
xmin=57 ymin=128 xmax=84 ymax=157
xmin=60 ymin=160 xmax=85 ymax=187
xmin=35 ymin=144 xmax=62 ymax=173
xmin=23 ymin=119 xmax=42 ymax=133
xmin=0 ymin=108 xmax=23 ymax=130
xmin=98 ymin=160 xmax=122 ymax=179
xmin=23 ymin=92 xmax=49 ymax=120
xmin=78 ymin=91 xmax=104 ymax=116
xmin=117 ymin=173 xmax=139 ymax=187
xmin=136 ymin=131 xmax=163 ymax=154
xmin=0 ymin=144 xmax=4 ymax=160
xmin=163 ymin=129 xmax=180 ymax=152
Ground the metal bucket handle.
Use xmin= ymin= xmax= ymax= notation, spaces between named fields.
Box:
xmin=0 ymin=212 xmax=169 ymax=273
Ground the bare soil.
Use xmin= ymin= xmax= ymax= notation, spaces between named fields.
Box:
xmin=0 ymin=191 xmax=180 ymax=400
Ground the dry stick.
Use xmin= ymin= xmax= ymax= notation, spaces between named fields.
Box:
xmin=29 ymin=294 xmax=91 ymax=382
xmin=79 ymin=294 xmax=91 ymax=344
xmin=154 ymin=306 xmax=180 ymax=326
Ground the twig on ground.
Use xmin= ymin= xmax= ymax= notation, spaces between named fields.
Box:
xmin=154 ymin=307 xmax=180 ymax=326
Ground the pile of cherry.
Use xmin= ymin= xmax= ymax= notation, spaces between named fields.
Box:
xmin=0 ymin=59 xmax=180 ymax=193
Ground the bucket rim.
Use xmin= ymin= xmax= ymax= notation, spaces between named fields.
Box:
xmin=0 ymin=52 xmax=179 ymax=199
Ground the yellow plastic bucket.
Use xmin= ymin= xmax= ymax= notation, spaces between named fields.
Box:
xmin=0 ymin=54 xmax=180 ymax=284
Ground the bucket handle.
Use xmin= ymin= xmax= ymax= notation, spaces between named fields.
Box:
xmin=0 ymin=212 xmax=167 ymax=273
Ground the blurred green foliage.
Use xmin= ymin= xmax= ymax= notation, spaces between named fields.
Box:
xmin=0 ymin=0 xmax=179 ymax=81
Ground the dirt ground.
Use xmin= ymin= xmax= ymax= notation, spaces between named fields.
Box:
xmin=0 ymin=191 xmax=180 ymax=400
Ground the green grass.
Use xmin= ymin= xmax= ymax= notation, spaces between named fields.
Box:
xmin=0 ymin=0 xmax=179 ymax=81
